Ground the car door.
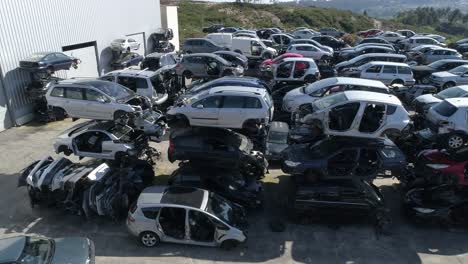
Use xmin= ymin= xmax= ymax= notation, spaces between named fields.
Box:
xmin=292 ymin=61 xmax=310 ymax=80
xmin=63 ymin=86 xmax=86 ymax=118
xmin=190 ymin=95 xmax=222 ymax=126
xmin=218 ymin=96 xmax=246 ymax=128
xmin=380 ymin=65 xmax=397 ymax=85
xmin=157 ymin=207 xmax=188 ymax=243
xmin=84 ymin=88 xmax=113 ymax=120
xmin=191 ymin=56 xmax=207 ymax=77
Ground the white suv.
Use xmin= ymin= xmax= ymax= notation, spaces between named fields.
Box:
xmin=167 ymin=86 xmax=273 ymax=129
xmin=101 ymin=68 xmax=171 ymax=105
xmin=359 ymin=61 xmax=416 ymax=86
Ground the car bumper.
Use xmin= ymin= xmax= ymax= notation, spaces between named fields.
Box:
xmin=126 ymin=218 xmax=140 ymax=237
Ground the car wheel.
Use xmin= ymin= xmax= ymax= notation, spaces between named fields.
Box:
xmin=446 ymin=133 xmax=465 ymax=151
xmin=127 ymin=47 xmax=131 ymax=52
xmin=220 ymin=239 xmax=239 ymax=250
xmin=62 ymin=147 xmax=72 ymax=156
xmin=304 ymin=75 xmax=316 ymax=83
xmin=443 ymin=82 xmax=456 ymax=90
xmin=390 ymin=79 xmax=404 ymax=86
xmin=421 ymin=76 xmax=430 ymax=85
xmin=139 ymin=232 xmax=160 ymax=247
xmin=173 ymin=115 xmax=189 ymax=128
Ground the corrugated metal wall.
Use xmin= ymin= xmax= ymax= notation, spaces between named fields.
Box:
xmin=0 ymin=0 xmax=161 ymax=130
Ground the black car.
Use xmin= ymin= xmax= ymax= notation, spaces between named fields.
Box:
xmin=140 ymin=52 xmax=178 ymax=71
xmin=202 ymin=24 xmax=224 ymax=33
xmin=214 ymin=50 xmax=248 ymax=69
xmin=168 ymin=128 xmax=268 ymax=178
xmin=290 ymin=178 xmax=389 ymax=231
xmin=411 ymin=59 xmax=468 ymax=84
xmin=311 ymin=35 xmax=347 ymax=50
xmin=111 ymin=52 xmax=144 ymax=69
xmin=168 ymin=162 xmax=263 ymax=208
xmin=404 ymin=185 xmax=468 ymax=226
xmin=281 ymin=137 xmax=407 ymax=180
xmin=19 ymin=52 xmax=80 ymax=73
xmin=219 ymin=27 xmax=239 ymax=33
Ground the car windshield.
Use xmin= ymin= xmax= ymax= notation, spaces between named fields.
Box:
xmin=91 ymin=81 xmax=134 ymax=99
xmin=433 ymin=101 xmax=458 ymax=117
xmin=313 ymin=92 xmax=348 ymax=110
xmin=449 ymin=66 xmax=467 ymax=75
xmin=18 ymin=237 xmax=53 ymax=264
xmin=435 ymin=87 xmax=467 ymax=99
xmin=268 ymin=131 xmax=288 ymax=144
xmin=206 ymin=192 xmax=234 ymax=225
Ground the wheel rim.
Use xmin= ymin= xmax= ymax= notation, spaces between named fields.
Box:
xmin=142 ymin=233 xmax=157 ymax=246
xmin=448 ymin=135 xmax=464 ymax=149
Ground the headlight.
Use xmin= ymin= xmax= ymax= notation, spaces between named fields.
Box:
xmin=285 ymin=160 xmax=301 ymax=167
xmin=426 ymin=164 xmax=449 ymax=169
xmin=413 ymin=207 xmax=435 ymax=213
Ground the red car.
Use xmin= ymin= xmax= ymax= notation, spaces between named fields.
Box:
xmin=409 ymin=149 xmax=468 ymax=187
xmin=260 ymin=53 xmax=303 ymax=71
xmin=357 ymin=29 xmax=382 ymax=38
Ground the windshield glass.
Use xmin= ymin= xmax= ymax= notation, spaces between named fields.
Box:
xmin=206 ymin=192 xmax=234 ymax=224
xmin=268 ymin=131 xmax=288 ymax=144
xmin=91 ymin=81 xmax=134 ymax=99
xmin=436 ymin=87 xmax=467 ymax=99
xmin=18 ymin=237 xmax=53 ymax=264
xmin=433 ymin=101 xmax=458 ymax=117
xmin=449 ymin=66 xmax=467 ymax=75
xmin=313 ymin=92 xmax=348 ymax=110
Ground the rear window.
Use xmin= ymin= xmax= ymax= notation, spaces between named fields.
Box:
xmin=141 ymin=207 xmax=160 ymax=219
xmin=433 ymin=101 xmax=458 ymax=117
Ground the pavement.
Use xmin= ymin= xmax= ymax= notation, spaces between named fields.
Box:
xmin=1 ymin=119 xmax=468 ymax=264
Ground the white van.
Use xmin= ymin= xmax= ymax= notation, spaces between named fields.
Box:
xmin=206 ymin=33 xmax=233 ymax=49
xmin=231 ymin=37 xmax=277 ymax=60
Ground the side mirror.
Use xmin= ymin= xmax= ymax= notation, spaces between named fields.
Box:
xmin=196 ymin=104 xmax=204 ymax=109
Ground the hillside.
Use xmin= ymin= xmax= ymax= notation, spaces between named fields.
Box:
xmin=178 ymin=1 xmax=375 ymax=40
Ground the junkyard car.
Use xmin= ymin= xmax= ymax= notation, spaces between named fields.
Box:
xmin=213 ymin=50 xmax=248 ymax=69
xmin=411 ymin=59 xmax=468 ymax=84
xmin=412 ymin=85 xmax=468 ymax=114
xmin=19 ymin=52 xmax=80 ymax=73
xmin=167 ymin=86 xmax=273 ymax=129
xmin=140 ymin=52 xmax=178 ymax=71
xmin=319 ymin=27 xmax=344 ymax=38
xmin=357 ymin=61 xmax=415 ymax=86
xmin=429 ymin=65 xmax=468 ymax=90
xmin=272 ymin=57 xmax=320 ymax=85
xmin=53 ymin=121 xmax=156 ymax=160
xmin=259 ymin=52 xmax=303 ymax=72
xmin=111 ymin=52 xmax=144 ymax=69
xmin=175 ymin=53 xmax=243 ymax=79
xmin=335 ymin=53 xmax=407 ymax=73
xmin=292 ymin=29 xmax=320 ymax=39
xmin=286 ymin=44 xmax=333 ymax=61
xmin=0 ymin=235 xmax=95 ymax=264
xmin=111 ymin=37 xmax=141 ymax=52
xmin=418 ymin=48 xmax=462 ymax=65
xmin=182 ymin=38 xmax=226 ymax=53
xmin=282 ymin=137 xmax=406 ymax=179
xmin=282 ymin=77 xmax=389 ymax=113
xmin=400 ymin=36 xmax=445 ymax=51
xmin=265 ymin=121 xmax=289 ymax=161
xmin=338 ymin=45 xmax=395 ymax=61
xmin=45 ymin=79 xmax=151 ymax=121
xmin=126 ymin=186 xmax=247 ymax=248
xmin=311 ymin=35 xmax=348 ymax=50
xmin=297 ymin=91 xmax=410 ymax=139
xmin=168 ymin=128 xmax=268 ymax=178
xmin=289 ymin=39 xmax=334 ymax=53
xmin=375 ymin=31 xmax=406 ymax=43
xmin=426 ymin=98 xmax=468 ymax=150
xmin=18 ymin=156 xmax=154 ymax=219
xmin=357 ymin=37 xmax=390 ymax=45
xmin=168 ymin=162 xmax=263 ymax=208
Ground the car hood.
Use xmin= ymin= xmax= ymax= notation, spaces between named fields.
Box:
xmin=284 ymin=87 xmax=304 ymax=100
xmin=414 ymin=94 xmax=441 ymax=104
xmin=52 ymin=237 xmax=91 ymax=264
xmin=432 ymin=72 xmax=457 ymax=78
xmin=411 ymin=65 xmax=433 ymax=73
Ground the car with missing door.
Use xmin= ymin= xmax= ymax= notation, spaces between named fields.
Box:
xmin=175 ymin=53 xmax=244 ymax=79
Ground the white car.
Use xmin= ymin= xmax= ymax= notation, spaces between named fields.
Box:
xmin=101 ymin=67 xmax=172 ymax=105
xmin=53 ymin=121 xmax=147 ymax=160
xmin=429 ymin=65 xmax=468 ymax=90
xmin=298 ymin=91 xmax=410 ymax=139
xmin=335 ymin=53 xmax=407 ymax=72
xmin=111 ymin=37 xmax=141 ymax=52
xmin=231 ymin=37 xmax=277 ymax=59
xmin=167 ymin=86 xmax=273 ymax=129
xmin=413 ymin=85 xmax=468 ymax=113
xmin=45 ymin=79 xmax=150 ymax=121
xmin=417 ymin=33 xmax=446 ymax=43
xmin=282 ymin=77 xmax=389 ymax=113
xmin=375 ymin=31 xmax=406 ymax=43
xmin=272 ymin=57 xmax=320 ymax=85
xmin=426 ymin=98 xmax=468 ymax=150
xmin=401 ymin=37 xmax=445 ymax=51
xmin=286 ymin=44 xmax=332 ymax=61
xmin=292 ymin=29 xmax=320 ymax=39
xmin=358 ymin=61 xmax=416 ymax=86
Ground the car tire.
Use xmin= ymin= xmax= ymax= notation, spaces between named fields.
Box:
xmin=421 ymin=76 xmax=430 ymax=85
xmin=220 ymin=239 xmax=239 ymax=250
xmin=139 ymin=232 xmax=160 ymax=247
xmin=304 ymin=75 xmax=316 ymax=83
xmin=443 ymin=82 xmax=456 ymax=90
xmin=60 ymin=146 xmax=72 ymax=156
xmin=445 ymin=133 xmax=465 ymax=151
xmin=174 ymin=115 xmax=189 ymax=128
xmin=127 ymin=47 xmax=131 ymax=52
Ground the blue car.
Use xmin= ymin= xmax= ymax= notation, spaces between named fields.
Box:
xmin=111 ymin=52 xmax=144 ymax=69
xmin=19 ymin=52 xmax=79 ymax=73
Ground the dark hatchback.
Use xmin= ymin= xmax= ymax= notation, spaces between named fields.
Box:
xmin=19 ymin=52 xmax=79 ymax=72
xmin=411 ymin=59 xmax=468 ymax=84
xmin=281 ymin=137 xmax=407 ymax=180
xmin=111 ymin=52 xmax=144 ymax=69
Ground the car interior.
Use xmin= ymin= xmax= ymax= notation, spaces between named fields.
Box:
xmin=189 ymin=210 xmax=215 ymax=242
xmin=74 ymin=131 xmax=111 ymax=153
xmin=159 ymin=207 xmax=186 ymax=239
xmin=328 ymin=103 xmax=360 ymax=131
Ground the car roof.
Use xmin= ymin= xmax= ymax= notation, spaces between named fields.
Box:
xmin=445 ymin=97 xmax=468 ymax=107
xmin=357 ymin=45 xmax=392 ymax=51
xmin=138 ymin=185 xmax=167 ymax=205
xmin=290 ymin=44 xmax=319 ymax=48
xmin=430 ymin=47 xmax=458 ymax=52
xmin=0 ymin=236 xmax=26 ymax=263
xmin=183 ymin=53 xmax=218 ymax=58
xmin=160 ymin=186 xmax=208 ymax=209
xmin=343 ymin=91 xmax=402 ymax=105
xmin=365 ymin=61 xmax=410 ymax=67
xmin=354 ymin=53 xmax=405 ymax=59
xmin=432 ymin=59 xmax=468 ymax=64
xmin=208 ymin=85 xmax=267 ymax=96
xmin=308 ymin=77 xmax=388 ymax=90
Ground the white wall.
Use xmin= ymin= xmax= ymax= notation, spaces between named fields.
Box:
xmin=0 ymin=0 xmax=162 ymax=131
xmin=161 ymin=6 xmax=180 ymax=51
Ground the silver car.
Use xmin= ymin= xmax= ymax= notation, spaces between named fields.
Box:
xmin=126 ymin=186 xmax=247 ymax=248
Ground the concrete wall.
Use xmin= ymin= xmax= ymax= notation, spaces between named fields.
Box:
xmin=161 ymin=5 xmax=180 ymax=51
xmin=0 ymin=0 xmax=162 ymax=131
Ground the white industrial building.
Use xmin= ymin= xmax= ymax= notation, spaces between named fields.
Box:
xmin=0 ymin=0 xmax=178 ymax=132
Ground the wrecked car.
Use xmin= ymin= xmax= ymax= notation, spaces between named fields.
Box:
xmin=127 ymin=186 xmax=248 ymax=249
xmin=265 ymin=121 xmax=289 ymax=161
xmin=411 ymin=59 xmax=468 ymax=84
xmin=290 ymin=178 xmax=390 ymax=232
xmin=53 ymin=120 xmax=161 ymax=161
xmin=140 ymin=52 xmax=178 ymax=71
xmin=168 ymin=128 xmax=268 ymax=179
xmin=175 ymin=53 xmax=244 ymax=79
xmin=282 ymin=137 xmax=406 ymax=180
xmin=404 ymin=185 xmax=468 ymax=226
xmin=213 ymin=50 xmax=248 ymax=69
xmin=111 ymin=52 xmax=144 ymax=69
xmin=168 ymin=162 xmax=263 ymax=208
xmin=45 ymin=79 xmax=152 ymax=121
xmin=295 ymin=91 xmax=410 ymax=139
xmin=412 ymin=85 xmax=468 ymax=115
xmin=19 ymin=52 xmax=80 ymax=73
xmin=19 ymin=156 xmax=153 ymax=219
